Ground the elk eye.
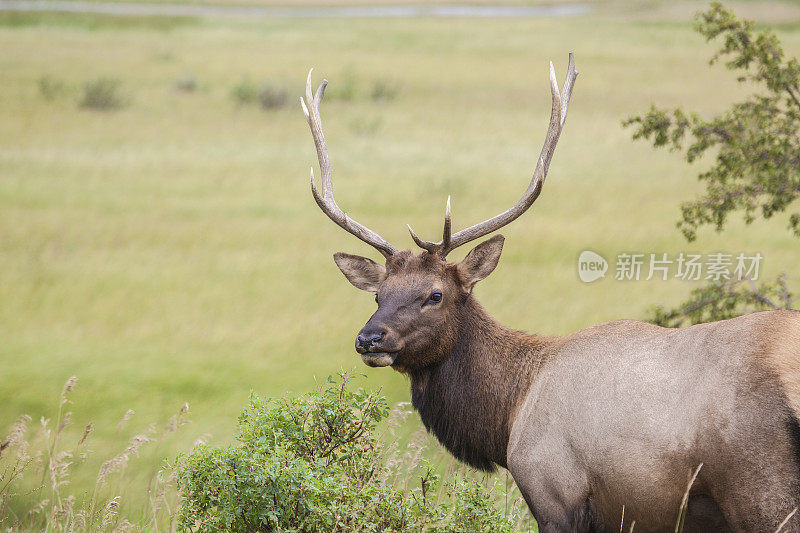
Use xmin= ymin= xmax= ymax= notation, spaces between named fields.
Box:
xmin=427 ymin=292 xmax=443 ymax=304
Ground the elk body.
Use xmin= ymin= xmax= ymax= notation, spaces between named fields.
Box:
xmin=301 ymin=55 xmax=800 ymax=532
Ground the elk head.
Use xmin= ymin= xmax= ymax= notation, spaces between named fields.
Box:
xmin=301 ymin=55 xmax=577 ymax=371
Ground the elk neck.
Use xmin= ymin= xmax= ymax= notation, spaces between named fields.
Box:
xmin=407 ymin=295 xmax=550 ymax=471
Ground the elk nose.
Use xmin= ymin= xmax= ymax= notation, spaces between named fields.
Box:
xmin=356 ymin=330 xmax=385 ymax=353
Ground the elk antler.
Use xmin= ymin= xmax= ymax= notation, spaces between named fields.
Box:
xmin=302 ymin=69 xmax=398 ymax=258
xmin=408 ymin=53 xmax=578 ymax=257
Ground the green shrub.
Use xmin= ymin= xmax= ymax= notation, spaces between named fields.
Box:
xmin=174 ymin=73 xmax=198 ymax=93
xmin=370 ymin=78 xmax=399 ymax=103
xmin=626 ymin=3 xmax=800 ymax=325
xmin=37 ymin=74 xmax=64 ymax=100
xmin=648 ymin=274 xmax=794 ymax=328
xmin=231 ymin=78 xmax=287 ymax=110
xmin=625 ymin=2 xmax=800 ymax=242
xmin=79 ymin=77 xmax=126 ymax=110
xmin=258 ymin=84 xmax=288 ymax=110
xmin=231 ymin=77 xmax=258 ymax=106
xmin=176 ymin=371 xmax=519 ymax=532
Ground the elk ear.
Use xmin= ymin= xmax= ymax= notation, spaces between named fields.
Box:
xmin=456 ymin=235 xmax=504 ymax=292
xmin=333 ymin=252 xmax=387 ymax=292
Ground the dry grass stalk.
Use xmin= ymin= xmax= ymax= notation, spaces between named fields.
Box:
xmin=97 ymin=433 xmax=153 ymax=487
xmin=101 ymin=495 xmax=121 ymax=528
xmin=1 ymin=377 xmax=188 ymax=531
xmin=190 ymin=433 xmax=211 ymax=451
xmin=117 ymin=410 xmax=135 ymax=435
xmin=674 ymin=463 xmax=702 ymax=533
xmin=162 ymin=403 xmax=189 ymax=437
xmin=78 ymin=422 xmax=94 ymax=447
xmin=60 ymin=377 xmax=78 ymax=406
xmin=776 ymin=508 xmax=798 ymax=533
xmin=378 ymin=402 xmax=413 ymax=483
xmin=3 ymin=415 xmax=31 ymax=451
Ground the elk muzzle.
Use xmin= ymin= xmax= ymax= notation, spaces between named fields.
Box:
xmin=355 ymin=325 xmax=399 ymax=367
xmin=356 ymin=331 xmax=384 ymax=352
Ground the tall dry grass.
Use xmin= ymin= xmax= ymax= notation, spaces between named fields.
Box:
xmin=0 ymin=377 xmax=191 ymax=531
xmin=3 ymin=377 xmax=534 ymax=531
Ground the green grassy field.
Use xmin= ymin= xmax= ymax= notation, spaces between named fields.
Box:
xmin=71 ymin=0 xmax=605 ymax=7
xmin=2 ymin=0 xmax=800 ymax=516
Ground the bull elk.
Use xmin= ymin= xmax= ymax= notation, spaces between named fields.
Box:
xmin=301 ymin=54 xmax=800 ymax=532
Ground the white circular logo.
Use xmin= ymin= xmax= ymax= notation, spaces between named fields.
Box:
xmin=577 ymin=250 xmax=608 ymax=283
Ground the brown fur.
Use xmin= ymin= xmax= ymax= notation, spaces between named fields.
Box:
xmin=761 ymin=310 xmax=800 ymax=421
xmin=334 ymin=242 xmax=800 ymax=532
xmin=410 ymin=298 xmax=546 ymax=470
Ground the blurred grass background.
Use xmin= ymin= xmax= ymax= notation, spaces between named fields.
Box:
xmin=1 ymin=0 xmax=800 ymax=501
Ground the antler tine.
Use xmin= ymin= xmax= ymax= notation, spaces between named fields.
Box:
xmin=407 ymin=224 xmax=436 ymax=252
xmin=560 ymin=52 xmax=576 ymax=127
xmin=412 ymin=53 xmax=577 ymax=257
xmin=407 ymin=195 xmax=451 ymax=254
xmin=303 ymin=69 xmax=397 ymax=258
xmin=442 ymin=195 xmax=452 ymax=250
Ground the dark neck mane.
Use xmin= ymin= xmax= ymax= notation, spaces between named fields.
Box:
xmin=408 ymin=297 xmax=547 ymax=471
